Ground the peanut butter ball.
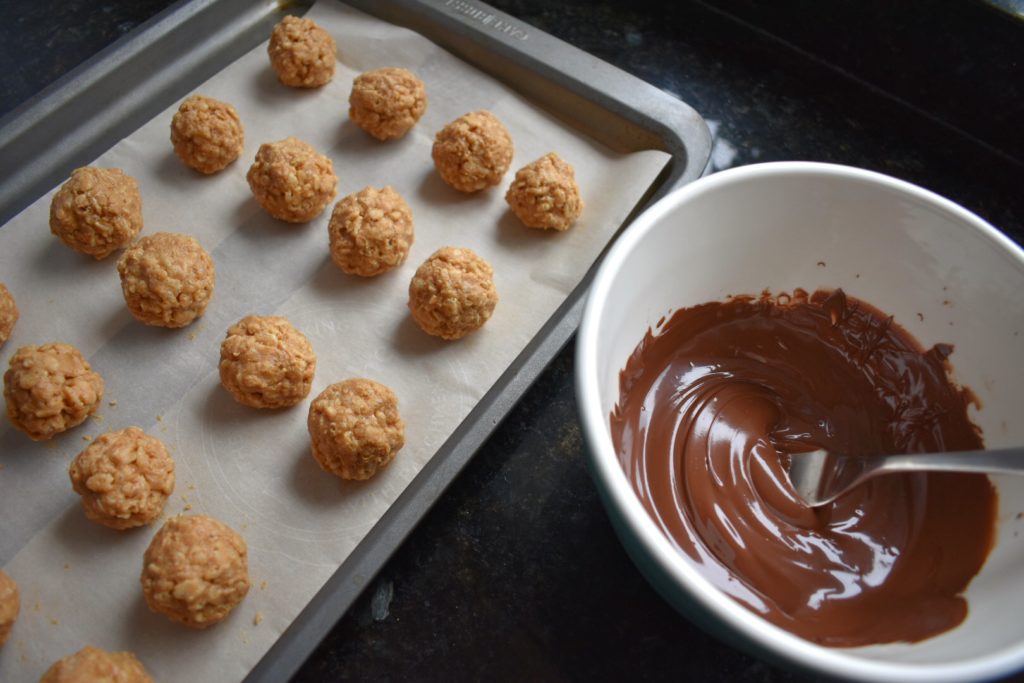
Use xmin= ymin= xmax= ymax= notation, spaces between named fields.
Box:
xmin=141 ymin=515 xmax=251 ymax=629
xmin=0 ymin=570 xmax=18 ymax=647
xmin=219 ymin=315 xmax=316 ymax=409
xmin=408 ymin=247 xmax=498 ymax=340
xmin=49 ymin=167 xmax=143 ymax=259
xmin=328 ymin=186 xmax=414 ymax=277
xmin=40 ymin=646 xmax=153 ymax=683
xmin=0 ymin=282 xmax=17 ymax=347
xmin=505 ymin=152 xmax=583 ymax=231
xmin=348 ymin=67 xmax=427 ymax=141
xmin=171 ymin=94 xmax=245 ymax=174
xmin=432 ymin=110 xmax=513 ymax=192
xmin=69 ymin=427 xmax=175 ymax=530
xmin=117 ymin=232 xmax=216 ymax=328
xmin=268 ymin=15 xmax=336 ymax=88
xmin=4 ymin=342 xmax=104 ymax=441
xmin=246 ymin=137 xmax=337 ymax=223
xmin=307 ymin=378 xmax=405 ymax=481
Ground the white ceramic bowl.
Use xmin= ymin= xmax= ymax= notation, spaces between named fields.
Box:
xmin=576 ymin=162 xmax=1024 ymax=682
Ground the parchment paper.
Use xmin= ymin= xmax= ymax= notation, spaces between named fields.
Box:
xmin=0 ymin=2 xmax=668 ymax=680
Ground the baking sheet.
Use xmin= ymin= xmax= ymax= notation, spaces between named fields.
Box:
xmin=0 ymin=1 xmax=669 ymax=680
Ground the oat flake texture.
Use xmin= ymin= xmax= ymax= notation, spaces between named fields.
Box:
xmin=307 ymin=378 xmax=405 ymax=480
xmin=268 ymin=15 xmax=336 ymax=88
xmin=246 ymin=136 xmax=337 ymax=223
xmin=170 ymin=94 xmax=245 ymax=174
xmin=408 ymin=246 xmax=498 ymax=340
xmin=505 ymin=152 xmax=583 ymax=230
xmin=219 ymin=315 xmax=317 ymax=409
xmin=3 ymin=342 xmax=104 ymax=441
xmin=0 ymin=570 xmax=18 ymax=647
xmin=48 ymin=166 xmax=143 ymax=259
xmin=328 ymin=185 xmax=414 ymax=277
xmin=431 ymin=110 xmax=514 ymax=192
xmin=141 ymin=515 xmax=251 ymax=629
xmin=69 ymin=427 xmax=175 ymax=530
xmin=116 ymin=231 xmax=216 ymax=328
xmin=349 ymin=67 xmax=428 ymax=140
xmin=0 ymin=282 xmax=18 ymax=347
xmin=40 ymin=646 xmax=153 ymax=683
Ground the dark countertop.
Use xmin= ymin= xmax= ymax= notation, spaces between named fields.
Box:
xmin=3 ymin=1 xmax=1023 ymax=682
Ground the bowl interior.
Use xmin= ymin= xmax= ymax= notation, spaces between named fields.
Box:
xmin=579 ymin=162 xmax=1024 ymax=680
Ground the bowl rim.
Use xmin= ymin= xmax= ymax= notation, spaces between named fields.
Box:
xmin=575 ymin=161 xmax=1024 ymax=682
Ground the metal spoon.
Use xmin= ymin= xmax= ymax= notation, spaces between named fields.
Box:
xmin=787 ymin=446 xmax=1024 ymax=507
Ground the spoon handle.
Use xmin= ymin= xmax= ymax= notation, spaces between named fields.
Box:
xmin=876 ymin=447 xmax=1024 ymax=476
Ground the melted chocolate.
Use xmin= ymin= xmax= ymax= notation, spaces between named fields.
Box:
xmin=611 ymin=290 xmax=995 ymax=646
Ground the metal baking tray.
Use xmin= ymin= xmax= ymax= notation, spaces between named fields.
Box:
xmin=0 ymin=0 xmax=710 ymax=680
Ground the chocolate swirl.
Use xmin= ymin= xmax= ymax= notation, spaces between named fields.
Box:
xmin=611 ymin=290 xmax=995 ymax=646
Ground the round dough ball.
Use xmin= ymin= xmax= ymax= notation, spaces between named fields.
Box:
xmin=0 ymin=282 xmax=18 ymax=348
xmin=268 ymin=15 xmax=336 ymax=88
xmin=69 ymin=427 xmax=175 ymax=530
xmin=40 ymin=646 xmax=153 ymax=683
xmin=348 ymin=67 xmax=427 ymax=141
xmin=431 ymin=110 xmax=513 ymax=192
xmin=505 ymin=152 xmax=583 ymax=231
xmin=307 ymin=378 xmax=405 ymax=481
xmin=49 ymin=167 xmax=143 ymax=259
xmin=141 ymin=515 xmax=250 ymax=629
xmin=4 ymin=343 xmax=104 ymax=441
xmin=219 ymin=315 xmax=316 ymax=409
xmin=117 ymin=232 xmax=216 ymax=328
xmin=246 ymin=137 xmax=337 ymax=223
xmin=408 ymin=247 xmax=498 ymax=340
xmin=170 ymin=94 xmax=245 ymax=174
xmin=0 ymin=570 xmax=18 ymax=647
xmin=328 ymin=186 xmax=414 ymax=277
